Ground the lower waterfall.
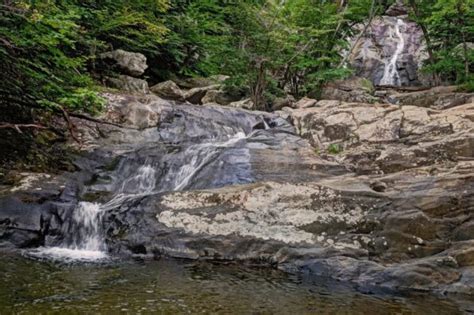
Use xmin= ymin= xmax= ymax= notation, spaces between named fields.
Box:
xmin=29 ymin=131 xmax=248 ymax=261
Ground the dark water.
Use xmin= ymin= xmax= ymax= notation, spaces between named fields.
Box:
xmin=0 ymin=253 xmax=471 ymax=314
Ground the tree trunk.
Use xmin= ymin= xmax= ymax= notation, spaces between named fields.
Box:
xmin=251 ymin=60 xmax=267 ymax=111
xmin=456 ymin=0 xmax=470 ymax=79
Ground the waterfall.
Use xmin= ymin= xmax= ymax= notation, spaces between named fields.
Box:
xmin=31 ymin=202 xmax=108 ymax=261
xmin=30 ymin=165 xmax=158 ymax=262
xmin=71 ymin=202 xmax=104 ymax=252
xmin=29 ymin=131 xmax=248 ymax=262
xmin=380 ymin=18 xmax=405 ymax=86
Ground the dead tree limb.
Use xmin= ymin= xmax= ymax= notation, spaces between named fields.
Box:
xmin=59 ymin=107 xmax=81 ymax=144
xmin=0 ymin=123 xmax=47 ymax=134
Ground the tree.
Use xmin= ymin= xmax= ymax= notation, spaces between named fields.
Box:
xmin=419 ymin=0 xmax=474 ymax=87
xmin=0 ymin=0 xmax=170 ymax=117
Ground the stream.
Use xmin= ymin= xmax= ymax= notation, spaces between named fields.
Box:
xmin=1 ymin=101 xmax=474 ymax=313
xmin=28 ymin=128 xmax=250 ymax=262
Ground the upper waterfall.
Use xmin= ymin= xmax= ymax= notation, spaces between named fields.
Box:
xmin=380 ymin=18 xmax=406 ymax=86
xmin=347 ymin=3 xmax=429 ymax=87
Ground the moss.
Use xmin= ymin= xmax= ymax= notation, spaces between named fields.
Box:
xmin=327 ymin=143 xmax=343 ymax=155
xmin=360 ymin=78 xmax=375 ymax=94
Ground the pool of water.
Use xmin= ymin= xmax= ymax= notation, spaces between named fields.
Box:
xmin=0 ymin=252 xmax=472 ymax=314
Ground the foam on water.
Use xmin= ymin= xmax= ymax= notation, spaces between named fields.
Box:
xmin=29 ymin=201 xmax=109 ymax=262
xmin=28 ymin=247 xmax=108 ymax=262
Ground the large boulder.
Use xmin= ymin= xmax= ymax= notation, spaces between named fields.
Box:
xmin=228 ymin=98 xmax=254 ymax=110
xmin=100 ymin=93 xmax=171 ymax=130
xmin=100 ymin=49 xmax=148 ymax=77
xmin=105 ymin=75 xmax=149 ymax=94
xmin=175 ymin=75 xmax=229 ymax=89
xmin=70 ymin=93 xmax=172 ymax=140
xmin=201 ymin=89 xmax=240 ymax=105
xmin=288 ymin=100 xmax=474 ymax=174
xmin=272 ymin=95 xmax=295 ymax=111
xmin=321 ymin=77 xmax=377 ymax=103
xmin=453 ymin=42 xmax=474 ymax=57
xmin=184 ymin=84 xmax=220 ymax=104
xmin=150 ymin=80 xmax=185 ymax=101
xmin=294 ymin=97 xmax=317 ymax=109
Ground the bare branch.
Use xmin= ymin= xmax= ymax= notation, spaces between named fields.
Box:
xmin=0 ymin=123 xmax=47 ymax=134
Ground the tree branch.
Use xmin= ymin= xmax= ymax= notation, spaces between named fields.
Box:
xmin=0 ymin=123 xmax=47 ymax=134
xmin=69 ymin=112 xmax=139 ymax=130
xmin=59 ymin=106 xmax=81 ymax=144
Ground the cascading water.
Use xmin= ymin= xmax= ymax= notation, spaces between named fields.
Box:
xmin=31 ymin=165 xmax=158 ymax=262
xmin=30 ymin=130 xmax=248 ymax=262
xmin=166 ymin=132 xmax=246 ymax=190
xmin=33 ymin=202 xmax=108 ymax=261
xmin=380 ymin=18 xmax=405 ymax=86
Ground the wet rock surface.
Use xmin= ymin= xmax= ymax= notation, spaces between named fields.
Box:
xmin=1 ymin=90 xmax=474 ymax=296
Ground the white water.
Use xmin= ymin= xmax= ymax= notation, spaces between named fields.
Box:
xmin=71 ymin=202 xmax=104 ymax=251
xmin=31 ymin=202 xmax=108 ymax=262
xmin=100 ymin=165 xmax=157 ymax=211
xmin=32 ymin=166 xmax=158 ymax=262
xmin=380 ymin=18 xmax=405 ymax=86
xmin=31 ymin=132 xmax=247 ymax=262
xmin=170 ymin=132 xmax=246 ymax=190
xmin=120 ymin=164 xmax=157 ymax=195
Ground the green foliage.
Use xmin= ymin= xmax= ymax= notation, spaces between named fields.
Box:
xmin=2 ymin=0 xmax=471 ymax=119
xmin=327 ymin=143 xmax=344 ymax=155
xmin=460 ymin=75 xmax=474 ymax=92
xmin=412 ymin=0 xmax=474 ymax=85
xmin=159 ymin=0 xmax=373 ymax=109
xmin=0 ymin=0 xmax=169 ymax=115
